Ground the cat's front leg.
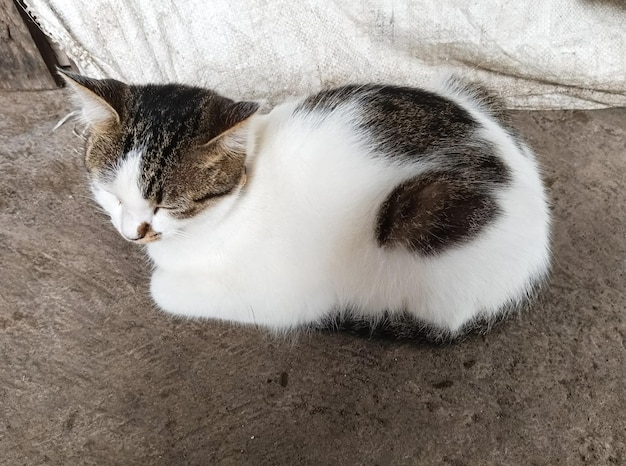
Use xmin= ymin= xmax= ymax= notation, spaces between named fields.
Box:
xmin=149 ymin=268 xmax=255 ymax=323
xmin=150 ymin=268 xmax=191 ymax=316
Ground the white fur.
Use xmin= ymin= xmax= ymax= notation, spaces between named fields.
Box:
xmin=92 ymin=150 xmax=156 ymax=241
xmin=94 ymin=80 xmax=551 ymax=335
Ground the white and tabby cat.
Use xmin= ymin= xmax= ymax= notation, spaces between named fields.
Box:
xmin=60 ymin=70 xmax=550 ymax=338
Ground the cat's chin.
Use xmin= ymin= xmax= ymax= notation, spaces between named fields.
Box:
xmin=120 ymin=232 xmax=161 ymax=244
xmin=134 ymin=234 xmax=162 ymax=244
xmin=134 ymin=235 xmax=161 ymax=245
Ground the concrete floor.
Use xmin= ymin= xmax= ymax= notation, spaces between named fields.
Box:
xmin=0 ymin=89 xmax=624 ymax=465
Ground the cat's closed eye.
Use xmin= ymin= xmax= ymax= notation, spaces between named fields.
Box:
xmin=192 ymin=187 xmax=237 ymax=204
xmin=151 ymin=191 xmax=232 ymax=216
xmin=153 ymin=206 xmax=176 ymax=214
xmin=192 ymin=193 xmax=222 ymax=203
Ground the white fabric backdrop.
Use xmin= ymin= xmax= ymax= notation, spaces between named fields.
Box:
xmin=25 ymin=0 xmax=626 ymax=109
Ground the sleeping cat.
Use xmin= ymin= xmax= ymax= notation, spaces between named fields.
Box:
xmin=59 ymin=70 xmax=551 ymax=338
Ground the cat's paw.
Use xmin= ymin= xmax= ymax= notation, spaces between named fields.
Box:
xmin=149 ymin=269 xmax=228 ymax=319
xmin=150 ymin=268 xmax=186 ymax=315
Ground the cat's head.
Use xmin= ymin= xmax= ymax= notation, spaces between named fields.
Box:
xmin=60 ymin=70 xmax=259 ymax=243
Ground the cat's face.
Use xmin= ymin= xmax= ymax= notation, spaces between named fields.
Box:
xmin=60 ymin=71 xmax=258 ymax=243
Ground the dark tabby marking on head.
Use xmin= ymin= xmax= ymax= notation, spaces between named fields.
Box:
xmin=118 ymin=86 xmax=256 ymax=215
xmin=60 ymin=70 xmax=258 ymax=217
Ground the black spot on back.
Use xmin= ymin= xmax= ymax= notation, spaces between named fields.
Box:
xmin=376 ymin=169 xmax=502 ymax=255
xmin=438 ymin=141 xmax=512 ymax=186
xmin=359 ymin=86 xmax=477 ymax=157
xmin=296 ymin=84 xmax=477 ymax=160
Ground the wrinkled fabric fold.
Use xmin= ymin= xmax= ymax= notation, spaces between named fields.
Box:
xmin=24 ymin=0 xmax=626 ymax=109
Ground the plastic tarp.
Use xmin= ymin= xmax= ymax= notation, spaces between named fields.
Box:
xmin=24 ymin=0 xmax=626 ymax=109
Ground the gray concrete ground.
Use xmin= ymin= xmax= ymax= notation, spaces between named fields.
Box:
xmin=1 ymin=89 xmax=625 ymax=465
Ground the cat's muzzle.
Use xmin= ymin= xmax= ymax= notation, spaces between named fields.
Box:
xmin=131 ymin=222 xmax=161 ymax=244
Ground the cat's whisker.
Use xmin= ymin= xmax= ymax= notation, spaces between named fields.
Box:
xmin=72 ymin=125 xmax=88 ymax=140
xmin=52 ymin=110 xmax=80 ymax=132
xmin=170 ymin=229 xmax=191 ymax=239
xmin=74 ymin=194 xmax=96 ymax=201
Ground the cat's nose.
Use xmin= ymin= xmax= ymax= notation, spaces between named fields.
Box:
xmin=137 ymin=222 xmax=151 ymax=239
xmin=131 ymin=222 xmax=160 ymax=243
xmin=120 ymin=207 xmax=157 ymax=242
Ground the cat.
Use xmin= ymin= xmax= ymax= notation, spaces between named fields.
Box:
xmin=59 ymin=69 xmax=551 ymax=339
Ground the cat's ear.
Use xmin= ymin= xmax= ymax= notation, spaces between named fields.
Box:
xmin=222 ymin=101 xmax=260 ymax=131
xmin=202 ymin=99 xmax=260 ymax=153
xmin=219 ymin=101 xmax=260 ymax=151
xmin=57 ymin=69 xmax=128 ymax=128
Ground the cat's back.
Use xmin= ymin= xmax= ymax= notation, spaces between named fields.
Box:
xmin=241 ymin=78 xmax=550 ymax=333
xmin=294 ymin=80 xmax=519 ymax=155
xmin=247 ymin=78 xmax=544 ymax=237
xmin=250 ymin=80 xmax=492 ymax=178
xmin=248 ymin=78 xmax=528 ymax=222
xmin=294 ymin=83 xmax=478 ymax=156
